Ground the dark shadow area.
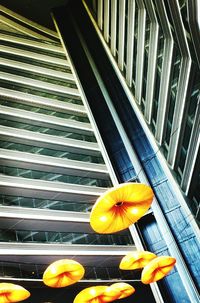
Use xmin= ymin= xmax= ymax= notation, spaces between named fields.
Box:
xmin=15 ymin=281 xmax=155 ymax=303
xmin=0 ymin=0 xmax=69 ymax=29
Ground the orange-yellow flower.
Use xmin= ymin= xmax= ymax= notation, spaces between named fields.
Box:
xmin=0 ymin=283 xmax=30 ymax=303
xmin=119 ymin=251 xmax=157 ymax=270
xmin=141 ymin=256 xmax=176 ymax=284
xmin=90 ymin=183 xmax=154 ymax=233
xmin=43 ymin=259 xmax=85 ymax=288
xmin=73 ymin=283 xmax=135 ymax=303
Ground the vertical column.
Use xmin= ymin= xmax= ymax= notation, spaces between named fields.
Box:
xmin=97 ymin=0 xmax=103 ymax=30
xmin=181 ymin=97 xmax=200 ymax=193
xmin=103 ymin=0 xmax=110 ymax=42
xmin=167 ymin=1 xmax=192 ymax=168
xmin=126 ymin=0 xmax=135 ymax=86
xmin=135 ymin=0 xmax=146 ymax=104
xmin=144 ymin=0 xmax=159 ymax=123
xmin=187 ymin=0 xmax=200 ymax=68
xmin=110 ymin=0 xmax=117 ymax=56
xmin=154 ymin=1 xmax=174 ymax=145
xmin=118 ymin=0 xmax=126 ymax=70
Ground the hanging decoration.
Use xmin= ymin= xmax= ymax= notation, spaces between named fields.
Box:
xmin=4 ymin=183 xmax=176 ymax=300
xmin=90 ymin=183 xmax=154 ymax=233
xmin=73 ymin=285 xmax=108 ymax=303
xmin=42 ymin=259 xmax=85 ymax=288
xmin=73 ymin=283 xmax=135 ymax=303
xmin=0 ymin=283 xmax=30 ymax=303
xmin=119 ymin=251 xmax=157 ymax=270
xmin=102 ymin=283 xmax=135 ymax=300
xmin=141 ymin=256 xmax=176 ymax=284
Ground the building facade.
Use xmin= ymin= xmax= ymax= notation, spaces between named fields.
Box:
xmin=0 ymin=1 xmax=199 ymax=303
xmin=86 ymin=0 xmax=200 ymax=228
xmin=0 ymin=4 xmax=141 ymax=302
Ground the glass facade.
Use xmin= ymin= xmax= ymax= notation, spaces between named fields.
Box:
xmin=0 ymin=1 xmax=200 ymax=303
xmin=0 ymin=194 xmax=93 ymax=212
xmin=0 ymin=165 xmax=111 ymax=187
xmin=0 ymin=50 xmax=72 ymax=72
xmin=0 ymin=7 xmax=136 ymax=292
xmin=0 ymin=229 xmax=133 ymax=246
xmin=0 ymin=81 xmax=83 ymax=104
xmin=0 ymin=66 xmax=77 ymax=88
xmin=92 ymin=0 xmax=200 ymax=227
xmin=0 ymin=261 xmax=139 ymax=281
xmin=70 ymin=1 xmax=200 ymax=302
xmin=0 ymin=100 xmax=90 ymax=122
xmin=0 ymin=39 xmax=66 ymax=58
xmin=0 ymin=119 xmax=96 ymax=142
xmin=0 ymin=140 xmax=104 ymax=163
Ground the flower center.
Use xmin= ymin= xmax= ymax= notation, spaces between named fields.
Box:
xmin=115 ymin=201 xmax=124 ymax=206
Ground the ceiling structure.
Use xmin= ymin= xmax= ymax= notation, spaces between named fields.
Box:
xmin=0 ymin=2 xmax=147 ymax=302
xmin=0 ymin=0 xmax=69 ymax=29
xmin=0 ymin=0 xmax=199 ymax=302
